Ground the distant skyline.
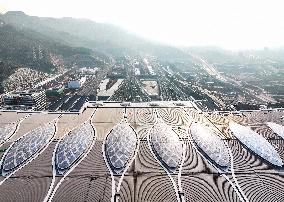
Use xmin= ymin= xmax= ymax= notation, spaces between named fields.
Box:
xmin=1 ymin=0 xmax=284 ymax=50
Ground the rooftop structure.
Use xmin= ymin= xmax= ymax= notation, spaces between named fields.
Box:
xmin=0 ymin=103 xmax=283 ymax=201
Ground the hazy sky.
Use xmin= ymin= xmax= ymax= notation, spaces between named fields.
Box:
xmin=1 ymin=0 xmax=284 ymax=49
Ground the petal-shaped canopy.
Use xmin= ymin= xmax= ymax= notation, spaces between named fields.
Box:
xmin=105 ymin=122 xmax=137 ymax=173
xmin=55 ymin=122 xmax=94 ymax=175
xmin=149 ymin=119 xmax=183 ymax=172
xmin=0 ymin=123 xmax=17 ymax=143
xmin=1 ymin=123 xmax=55 ymax=175
xmin=229 ymin=122 xmax=283 ymax=167
xmin=190 ymin=123 xmax=230 ymax=168
xmin=267 ymin=122 xmax=284 ymax=139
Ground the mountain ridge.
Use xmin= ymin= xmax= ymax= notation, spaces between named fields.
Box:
xmin=1 ymin=11 xmax=190 ymax=59
xmin=0 ymin=13 xmax=112 ymax=93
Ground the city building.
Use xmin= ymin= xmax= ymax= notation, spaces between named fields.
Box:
xmin=46 ymin=86 xmax=65 ymax=97
xmin=3 ymin=90 xmax=46 ymax=110
xmin=141 ymin=80 xmax=160 ymax=100
xmin=97 ymin=79 xmax=123 ymax=100
xmin=67 ymin=77 xmax=86 ymax=89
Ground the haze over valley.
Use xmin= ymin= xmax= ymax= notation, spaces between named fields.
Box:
xmin=0 ymin=11 xmax=283 ymax=111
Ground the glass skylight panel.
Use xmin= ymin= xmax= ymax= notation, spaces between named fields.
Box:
xmin=229 ymin=122 xmax=283 ymax=167
xmin=0 ymin=123 xmax=17 ymax=143
xmin=267 ymin=122 xmax=284 ymax=139
xmin=190 ymin=123 xmax=230 ymax=168
xmin=105 ymin=122 xmax=137 ymax=173
xmin=1 ymin=123 xmax=55 ymax=175
xmin=149 ymin=119 xmax=183 ymax=171
xmin=55 ymin=123 xmax=94 ymax=175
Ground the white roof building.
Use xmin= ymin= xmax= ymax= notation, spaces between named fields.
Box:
xmin=97 ymin=79 xmax=123 ymax=100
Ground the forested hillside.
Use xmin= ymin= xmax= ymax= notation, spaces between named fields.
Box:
xmin=0 ymin=16 xmax=109 ymax=93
